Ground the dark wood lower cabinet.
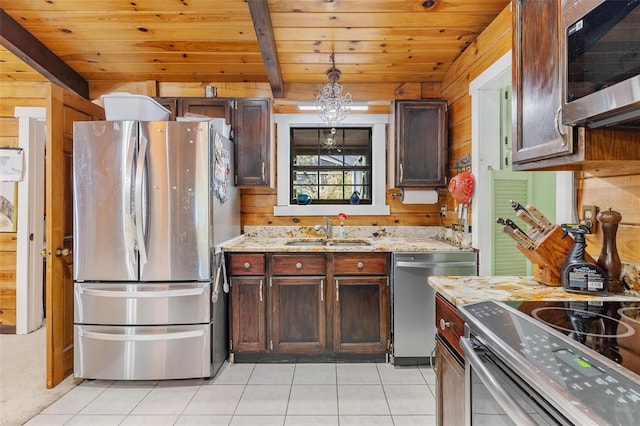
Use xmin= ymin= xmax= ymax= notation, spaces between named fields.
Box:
xmin=230 ymin=276 xmax=266 ymax=353
xmin=334 ymin=276 xmax=389 ymax=353
xmin=271 ymin=276 xmax=326 ymax=353
xmin=435 ymin=338 xmax=465 ymax=426
xmin=229 ymin=252 xmax=390 ymax=361
xmin=435 ymin=293 xmax=466 ymax=426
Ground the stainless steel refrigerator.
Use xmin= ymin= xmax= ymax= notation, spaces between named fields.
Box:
xmin=72 ymin=120 xmax=239 ymax=380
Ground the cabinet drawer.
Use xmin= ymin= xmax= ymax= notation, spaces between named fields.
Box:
xmin=271 ymin=254 xmax=326 ymax=275
xmin=333 ymin=253 xmax=388 ymax=275
xmin=435 ymin=293 xmax=464 ymax=358
xmin=229 ymin=254 xmax=265 ymax=275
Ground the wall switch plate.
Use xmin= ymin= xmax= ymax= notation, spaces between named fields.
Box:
xmin=582 ymin=205 xmax=599 ymax=233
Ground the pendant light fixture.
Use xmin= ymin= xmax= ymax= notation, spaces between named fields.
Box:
xmin=315 ymin=52 xmax=352 ymax=128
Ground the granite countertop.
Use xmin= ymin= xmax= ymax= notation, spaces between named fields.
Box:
xmin=429 ymin=275 xmax=640 ymax=306
xmin=221 ymin=225 xmax=474 ymax=253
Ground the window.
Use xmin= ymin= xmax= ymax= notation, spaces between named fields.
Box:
xmin=290 ymin=127 xmax=372 ymax=204
xmin=273 ymin=114 xmax=390 ymax=216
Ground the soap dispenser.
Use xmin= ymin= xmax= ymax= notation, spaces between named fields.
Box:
xmin=560 ymin=223 xmax=608 ymax=296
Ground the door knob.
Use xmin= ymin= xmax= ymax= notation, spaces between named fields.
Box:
xmin=40 ymin=249 xmax=48 ymax=259
xmin=55 ymin=247 xmax=72 ymax=257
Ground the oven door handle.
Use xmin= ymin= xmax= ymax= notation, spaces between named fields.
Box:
xmin=460 ymin=337 xmax=539 ymax=426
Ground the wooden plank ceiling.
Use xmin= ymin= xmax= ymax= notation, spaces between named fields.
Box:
xmin=0 ymin=0 xmax=510 ymax=98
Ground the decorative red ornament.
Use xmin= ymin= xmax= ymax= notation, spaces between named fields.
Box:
xmin=338 ymin=212 xmax=348 ymax=220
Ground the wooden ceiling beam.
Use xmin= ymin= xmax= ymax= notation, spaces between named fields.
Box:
xmin=248 ymin=0 xmax=284 ymax=98
xmin=0 ymin=9 xmax=88 ymax=99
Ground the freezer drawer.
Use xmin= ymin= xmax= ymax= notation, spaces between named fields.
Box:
xmin=74 ymin=282 xmax=210 ymax=325
xmin=74 ymin=324 xmax=212 ymax=380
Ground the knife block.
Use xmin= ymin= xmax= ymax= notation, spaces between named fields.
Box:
xmin=515 ymin=225 xmax=596 ymax=287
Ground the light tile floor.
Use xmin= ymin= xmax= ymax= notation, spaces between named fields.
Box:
xmin=25 ymin=363 xmax=437 ymax=425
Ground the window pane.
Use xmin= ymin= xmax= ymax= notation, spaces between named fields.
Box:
xmin=294 ymin=154 xmax=318 ymax=166
xmin=290 ymin=127 xmax=372 ymax=204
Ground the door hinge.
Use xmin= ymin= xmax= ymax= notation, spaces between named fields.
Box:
xmin=234 ymin=174 xmax=238 ymax=185
xmin=229 ymin=339 xmax=233 ymax=351
xmin=387 ymin=339 xmax=391 ymax=351
xmin=270 ymin=339 xmax=273 ymax=350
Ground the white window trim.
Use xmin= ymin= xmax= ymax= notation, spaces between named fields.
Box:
xmin=274 ymin=113 xmax=390 ymax=216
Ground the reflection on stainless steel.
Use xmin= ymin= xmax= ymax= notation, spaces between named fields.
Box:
xmin=392 ymin=252 xmax=476 ymax=365
xmin=73 ymin=121 xmax=239 ymax=380
xmin=531 ymin=306 xmax=634 ymax=339
xmin=460 ymin=300 xmax=640 ymax=426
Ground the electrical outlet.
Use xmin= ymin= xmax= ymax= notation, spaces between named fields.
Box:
xmin=582 ymin=205 xmax=599 ymax=233
xmin=440 ymin=205 xmax=447 ymax=217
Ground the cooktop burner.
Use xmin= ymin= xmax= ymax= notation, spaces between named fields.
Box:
xmin=618 ymin=306 xmax=640 ymax=325
xmin=531 ymin=305 xmax=635 ymax=339
xmin=508 ymin=300 xmax=640 ymax=375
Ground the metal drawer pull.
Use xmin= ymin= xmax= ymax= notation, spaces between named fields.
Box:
xmin=296 ymin=262 xmax=302 ymax=269
xmin=336 ymin=280 xmax=339 ymax=301
xmin=244 ymin=262 xmax=251 ymax=269
xmin=439 ymin=318 xmax=451 ymax=330
xmin=259 ymin=280 xmax=263 ymax=302
xmin=320 ymin=279 xmax=324 ymax=302
xmin=79 ymin=329 xmax=204 ymax=341
xmin=357 ymin=261 xmax=364 ymax=269
xmin=79 ymin=288 xmax=204 ymax=298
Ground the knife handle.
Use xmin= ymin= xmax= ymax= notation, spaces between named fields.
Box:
xmin=526 ymin=204 xmax=554 ymax=229
xmin=516 ymin=209 xmax=545 ymax=232
xmin=502 ymin=226 xmax=534 ymax=249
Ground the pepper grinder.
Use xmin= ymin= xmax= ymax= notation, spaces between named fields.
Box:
xmin=596 ymin=208 xmax=622 ymax=293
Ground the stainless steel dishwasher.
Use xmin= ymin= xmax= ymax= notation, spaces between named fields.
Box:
xmin=391 ymin=251 xmax=477 ymax=365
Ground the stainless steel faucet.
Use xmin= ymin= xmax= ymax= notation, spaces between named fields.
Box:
xmin=314 ymin=216 xmax=334 ymax=239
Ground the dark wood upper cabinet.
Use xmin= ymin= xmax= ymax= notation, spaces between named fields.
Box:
xmin=511 ymin=0 xmax=575 ymax=166
xmin=234 ymin=98 xmax=271 ymax=187
xmin=180 ymin=98 xmax=233 ymax=125
xmin=395 ymin=100 xmax=448 ymax=187
xmin=511 ymin=0 xmax=640 ymax=171
xmin=154 ymin=97 xmax=233 ymax=125
xmin=155 ymin=97 xmax=272 ymax=187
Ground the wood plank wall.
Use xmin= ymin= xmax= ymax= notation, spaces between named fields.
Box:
xmin=3 ymin=3 xmax=636 ymax=285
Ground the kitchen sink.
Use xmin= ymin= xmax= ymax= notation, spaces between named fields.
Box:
xmin=284 ymin=239 xmax=372 ymax=247
xmin=284 ymin=240 xmax=327 ymax=246
xmin=326 ymin=239 xmax=372 ymax=246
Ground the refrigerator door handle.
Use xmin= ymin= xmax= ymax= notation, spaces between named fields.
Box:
xmin=78 ymin=287 xmax=205 ymax=298
xmin=135 ymin=134 xmax=148 ymax=266
xmin=79 ymin=329 xmax=205 ymax=341
xmin=124 ymin=135 xmax=137 ymax=270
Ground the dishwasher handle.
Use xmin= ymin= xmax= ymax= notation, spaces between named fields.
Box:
xmin=460 ymin=337 xmax=539 ymax=426
xmin=395 ymin=261 xmax=477 ymax=269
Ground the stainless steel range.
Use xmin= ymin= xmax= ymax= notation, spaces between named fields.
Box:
xmin=459 ymin=300 xmax=640 ymax=425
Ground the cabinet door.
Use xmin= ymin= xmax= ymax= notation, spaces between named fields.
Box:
xmin=395 ymin=100 xmax=448 ymax=187
xmin=230 ymin=276 xmax=266 ymax=352
xmin=271 ymin=276 xmax=327 ymax=353
xmin=512 ymin=0 xmax=575 ymax=165
xmin=234 ymin=98 xmax=271 ymax=187
xmin=179 ymin=98 xmax=233 ymax=126
xmin=154 ymin=98 xmax=178 ymax=120
xmin=333 ymin=276 xmax=390 ymax=353
xmin=436 ymin=338 xmax=465 ymax=426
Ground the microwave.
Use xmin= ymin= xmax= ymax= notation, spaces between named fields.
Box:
xmin=561 ymin=0 xmax=640 ymax=128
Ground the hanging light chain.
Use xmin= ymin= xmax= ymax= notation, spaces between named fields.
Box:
xmin=316 ymin=52 xmax=352 ymax=128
